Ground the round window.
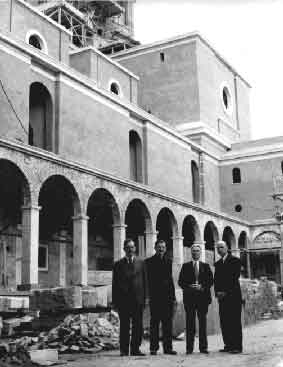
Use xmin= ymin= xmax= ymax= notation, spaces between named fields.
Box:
xmin=235 ymin=204 xmax=242 ymax=213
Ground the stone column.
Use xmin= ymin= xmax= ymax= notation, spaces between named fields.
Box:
xmin=72 ymin=214 xmax=89 ymax=286
xmin=15 ymin=224 xmax=22 ymax=287
xmin=113 ymin=224 xmax=127 ymax=261
xmin=279 ymin=222 xmax=283 ymax=285
xmin=145 ymin=231 xmax=158 ymax=257
xmin=280 ymin=249 xmax=283 ymax=285
xmin=172 ymin=236 xmax=184 ymax=283
xmin=54 ymin=230 xmax=68 ymax=287
xmin=232 ymin=248 xmax=241 ymax=258
xmin=19 ymin=205 xmax=41 ymax=290
xmin=214 ymin=245 xmax=221 ymax=263
xmin=138 ymin=235 xmax=145 ymax=258
xmin=194 ymin=241 xmax=206 ymax=262
xmin=172 ymin=236 xmax=184 ymax=265
xmin=246 ymin=250 xmax=252 ymax=278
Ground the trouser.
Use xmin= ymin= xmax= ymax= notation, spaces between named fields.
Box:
xmin=185 ymin=303 xmax=208 ymax=352
xmin=219 ymin=298 xmax=242 ymax=351
xmin=149 ymin=301 xmax=174 ymax=352
xmin=118 ymin=305 xmax=144 ymax=354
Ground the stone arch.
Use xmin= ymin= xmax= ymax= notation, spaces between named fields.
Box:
xmin=182 ymin=215 xmax=201 ymax=262
xmin=29 ymin=82 xmax=53 ymax=152
xmin=0 ymin=159 xmax=32 ymax=288
xmin=87 ymin=188 xmax=121 ymax=271
xmin=238 ymin=231 xmax=248 ymax=249
xmin=251 ymin=231 xmax=281 ymax=283
xmin=204 ymin=220 xmax=219 ymax=251
xmin=156 ymin=207 xmax=178 ymax=260
xmin=125 ymin=198 xmax=153 ymax=257
xmin=38 ymin=174 xmax=81 ymax=240
xmin=0 ymin=158 xmax=32 ymax=246
xmin=222 ymin=226 xmax=236 ymax=250
xmin=182 ymin=215 xmax=201 ymax=247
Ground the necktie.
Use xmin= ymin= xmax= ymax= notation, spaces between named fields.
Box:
xmin=194 ymin=262 xmax=199 ymax=283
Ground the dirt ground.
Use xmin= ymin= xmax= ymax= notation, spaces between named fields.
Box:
xmin=62 ymin=318 xmax=283 ymax=367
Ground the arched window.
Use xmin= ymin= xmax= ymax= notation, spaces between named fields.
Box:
xmin=26 ymin=30 xmax=48 ymax=54
xmin=191 ymin=160 xmax=200 ymax=203
xmin=232 ymin=167 xmax=241 ymax=184
xmin=129 ymin=130 xmax=143 ymax=183
xmin=110 ymin=82 xmax=120 ymax=95
xmin=29 ymin=82 xmax=53 ymax=151
xmin=29 ymin=35 xmax=42 ymax=50
xmin=220 ymin=83 xmax=233 ymax=116
xmin=281 ymin=161 xmax=283 ymax=175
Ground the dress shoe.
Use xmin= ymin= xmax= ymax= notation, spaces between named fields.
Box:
xmin=229 ymin=349 xmax=242 ymax=354
xmin=150 ymin=351 xmax=157 ymax=355
xmin=164 ymin=350 xmax=177 ymax=355
xmin=200 ymin=350 xmax=209 ymax=354
xmin=130 ymin=350 xmax=146 ymax=356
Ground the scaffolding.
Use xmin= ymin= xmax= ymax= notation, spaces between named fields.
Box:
xmin=36 ymin=0 xmax=139 ymax=50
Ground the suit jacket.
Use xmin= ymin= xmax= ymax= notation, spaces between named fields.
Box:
xmin=112 ymin=257 xmax=146 ymax=309
xmin=146 ymin=254 xmax=176 ymax=304
xmin=214 ymin=254 xmax=242 ymax=302
xmin=178 ymin=261 xmax=213 ymax=306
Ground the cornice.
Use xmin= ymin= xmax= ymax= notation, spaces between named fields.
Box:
xmin=0 ymin=137 xmax=250 ymax=228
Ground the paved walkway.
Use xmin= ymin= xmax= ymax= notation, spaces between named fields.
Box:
xmin=64 ymin=318 xmax=283 ymax=367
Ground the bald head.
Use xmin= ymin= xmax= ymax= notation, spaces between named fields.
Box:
xmin=216 ymin=240 xmax=228 ymax=258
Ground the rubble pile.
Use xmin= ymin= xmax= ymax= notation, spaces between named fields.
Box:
xmin=1 ymin=311 xmax=120 ymax=358
xmin=241 ymin=278 xmax=279 ymax=325
xmin=0 ymin=343 xmax=40 ymax=367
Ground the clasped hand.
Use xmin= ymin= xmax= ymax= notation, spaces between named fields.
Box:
xmin=189 ymin=283 xmax=202 ymax=291
xmin=216 ymin=291 xmax=226 ymax=300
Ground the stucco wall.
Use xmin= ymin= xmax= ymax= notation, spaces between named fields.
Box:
xmin=0 ymin=0 xmax=70 ymax=64
xmin=117 ymin=42 xmax=200 ymax=127
xmin=220 ymin=156 xmax=283 ymax=221
xmin=0 ymin=41 xmax=30 ymax=143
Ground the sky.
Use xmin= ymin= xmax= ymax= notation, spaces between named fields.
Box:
xmin=134 ymin=0 xmax=283 ymax=140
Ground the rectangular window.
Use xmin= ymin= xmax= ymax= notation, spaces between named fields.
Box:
xmin=38 ymin=244 xmax=48 ymax=271
xmin=160 ymin=52 xmax=165 ymax=62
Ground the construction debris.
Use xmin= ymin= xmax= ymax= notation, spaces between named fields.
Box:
xmin=0 ymin=311 xmax=119 ymax=366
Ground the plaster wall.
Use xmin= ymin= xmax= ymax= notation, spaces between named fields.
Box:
xmin=220 ymin=157 xmax=283 ymax=221
xmin=117 ymin=42 xmax=200 ymax=126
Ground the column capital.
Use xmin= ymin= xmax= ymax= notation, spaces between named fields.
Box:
xmin=72 ymin=214 xmax=89 ymax=221
xmin=112 ymin=224 xmax=127 ymax=229
xmin=193 ymin=241 xmax=206 ymax=246
xmin=171 ymin=236 xmax=184 ymax=241
xmin=144 ymin=230 xmax=158 ymax=235
xmin=21 ymin=205 xmax=41 ymax=211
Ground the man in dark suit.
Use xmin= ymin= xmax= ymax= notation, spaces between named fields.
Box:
xmin=178 ymin=244 xmax=213 ymax=354
xmin=214 ymin=240 xmax=243 ymax=354
xmin=146 ymin=239 xmax=177 ymax=355
xmin=112 ymin=238 xmax=147 ymax=356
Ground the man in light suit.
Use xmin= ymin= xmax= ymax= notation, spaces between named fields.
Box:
xmin=146 ymin=239 xmax=177 ymax=355
xmin=214 ymin=240 xmax=243 ymax=354
xmin=112 ymin=238 xmax=147 ymax=356
xmin=178 ymin=244 xmax=213 ymax=354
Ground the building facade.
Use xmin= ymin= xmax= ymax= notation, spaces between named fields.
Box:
xmin=0 ymin=0 xmax=280 ymax=291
